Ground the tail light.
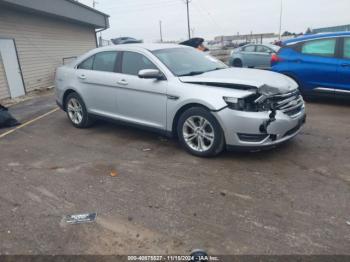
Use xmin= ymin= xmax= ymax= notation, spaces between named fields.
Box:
xmin=271 ymin=53 xmax=282 ymax=65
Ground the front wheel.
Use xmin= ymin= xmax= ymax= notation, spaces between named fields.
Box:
xmin=177 ymin=107 xmax=225 ymax=157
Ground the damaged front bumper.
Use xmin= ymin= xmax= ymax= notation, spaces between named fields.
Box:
xmin=214 ymin=106 xmax=306 ymax=151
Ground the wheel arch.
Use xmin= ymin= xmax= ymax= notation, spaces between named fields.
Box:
xmin=62 ymin=88 xmax=81 ymax=111
xmin=171 ymin=103 xmax=215 ymax=138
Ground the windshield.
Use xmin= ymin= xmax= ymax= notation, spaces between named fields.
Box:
xmin=152 ymin=47 xmax=228 ymax=76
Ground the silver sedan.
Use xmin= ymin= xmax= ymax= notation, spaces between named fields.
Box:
xmin=229 ymin=44 xmax=280 ymax=69
xmin=55 ymin=44 xmax=305 ymax=157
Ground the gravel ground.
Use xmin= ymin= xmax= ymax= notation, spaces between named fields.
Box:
xmin=0 ymin=94 xmax=349 ymax=255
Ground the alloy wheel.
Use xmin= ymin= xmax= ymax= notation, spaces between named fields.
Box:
xmin=67 ymin=98 xmax=83 ymax=125
xmin=182 ymin=116 xmax=215 ymax=152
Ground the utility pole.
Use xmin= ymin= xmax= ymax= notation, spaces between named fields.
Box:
xmin=191 ymin=28 xmax=195 ymax=37
xmin=93 ymin=0 xmax=98 ymax=8
xmin=279 ymin=0 xmax=283 ymax=40
xmin=185 ymin=0 xmax=192 ymax=39
xmin=159 ymin=21 xmax=163 ymax=43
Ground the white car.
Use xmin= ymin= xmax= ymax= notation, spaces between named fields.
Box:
xmin=55 ymin=44 xmax=306 ymax=157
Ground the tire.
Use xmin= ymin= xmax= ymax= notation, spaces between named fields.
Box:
xmin=65 ymin=92 xmax=94 ymax=128
xmin=177 ymin=107 xmax=225 ymax=157
xmin=233 ymin=59 xmax=243 ymax=67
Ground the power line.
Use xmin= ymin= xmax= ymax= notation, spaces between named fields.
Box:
xmin=193 ymin=1 xmax=225 ymax=33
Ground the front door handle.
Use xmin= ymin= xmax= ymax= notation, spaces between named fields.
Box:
xmin=117 ymin=79 xmax=128 ymax=86
xmin=341 ymin=63 xmax=350 ymax=68
xmin=78 ymin=74 xmax=87 ymax=80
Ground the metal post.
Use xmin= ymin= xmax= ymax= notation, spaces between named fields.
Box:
xmin=186 ymin=0 xmax=191 ymax=39
xmin=279 ymin=0 xmax=283 ymax=40
xmin=159 ymin=21 xmax=163 ymax=43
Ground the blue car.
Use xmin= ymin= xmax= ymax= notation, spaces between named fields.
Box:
xmin=271 ymin=32 xmax=350 ymax=97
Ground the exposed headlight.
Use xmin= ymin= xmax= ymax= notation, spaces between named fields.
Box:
xmin=223 ymin=96 xmax=247 ymax=111
xmin=223 ymin=94 xmax=273 ymax=112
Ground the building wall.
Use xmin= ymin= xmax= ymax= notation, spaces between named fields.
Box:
xmin=0 ymin=6 xmax=97 ymax=98
xmin=0 ymin=53 xmax=10 ymax=99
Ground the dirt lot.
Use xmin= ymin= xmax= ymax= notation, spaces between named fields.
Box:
xmin=0 ymin=93 xmax=349 ymax=255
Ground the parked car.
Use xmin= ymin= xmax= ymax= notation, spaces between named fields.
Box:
xmin=111 ymin=37 xmax=143 ymax=45
xmin=271 ymin=32 xmax=350 ymax=97
xmin=55 ymin=44 xmax=306 ymax=157
xmin=229 ymin=44 xmax=280 ymax=69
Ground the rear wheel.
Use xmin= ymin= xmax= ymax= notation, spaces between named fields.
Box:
xmin=177 ymin=107 xmax=225 ymax=157
xmin=233 ymin=59 xmax=243 ymax=67
xmin=65 ymin=92 xmax=94 ymax=128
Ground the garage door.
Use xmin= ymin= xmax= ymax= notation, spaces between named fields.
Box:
xmin=0 ymin=54 xmax=10 ymax=100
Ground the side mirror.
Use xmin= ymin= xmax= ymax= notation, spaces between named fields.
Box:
xmin=138 ymin=69 xmax=164 ymax=80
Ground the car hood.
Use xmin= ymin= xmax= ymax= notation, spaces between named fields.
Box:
xmin=179 ymin=68 xmax=298 ymax=96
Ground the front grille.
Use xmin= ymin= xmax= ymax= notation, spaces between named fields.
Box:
xmin=272 ymin=90 xmax=304 ymax=117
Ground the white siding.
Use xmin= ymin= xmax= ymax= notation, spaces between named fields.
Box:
xmin=0 ymin=7 xmax=97 ymax=93
xmin=0 ymin=54 xmax=10 ymax=100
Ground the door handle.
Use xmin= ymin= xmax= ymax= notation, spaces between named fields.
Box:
xmin=117 ymin=79 xmax=128 ymax=86
xmin=78 ymin=74 xmax=87 ymax=80
xmin=341 ymin=63 xmax=350 ymax=68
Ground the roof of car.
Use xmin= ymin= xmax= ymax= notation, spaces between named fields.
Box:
xmin=283 ymin=31 xmax=350 ymax=45
xmin=97 ymin=43 xmax=188 ymax=52
xmin=241 ymin=43 xmax=279 ymax=48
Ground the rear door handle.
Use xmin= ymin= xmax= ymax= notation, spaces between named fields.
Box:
xmin=78 ymin=74 xmax=87 ymax=80
xmin=341 ymin=63 xmax=350 ymax=68
xmin=117 ymin=79 xmax=128 ymax=86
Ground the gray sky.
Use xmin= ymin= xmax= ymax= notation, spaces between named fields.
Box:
xmin=79 ymin=0 xmax=350 ymax=42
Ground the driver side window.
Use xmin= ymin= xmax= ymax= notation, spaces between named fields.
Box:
xmin=122 ymin=51 xmax=158 ymax=76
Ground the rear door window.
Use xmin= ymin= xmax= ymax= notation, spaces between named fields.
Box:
xmin=78 ymin=56 xmax=94 ymax=70
xmin=242 ymin=45 xmax=256 ymax=52
xmin=343 ymin=38 xmax=350 ymax=59
xmin=256 ymin=45 xmax=270 ymax=53
xmin=92 ymin=52 xmax=118 ymax=72
xmin=121 ymin=51 xmax=157 ymax=76
xmin=301 ymin=39 xmax=336 ymax=57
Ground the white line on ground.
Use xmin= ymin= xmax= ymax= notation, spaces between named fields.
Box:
xmin=0 ymin=107 xmax=59 ymax=139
